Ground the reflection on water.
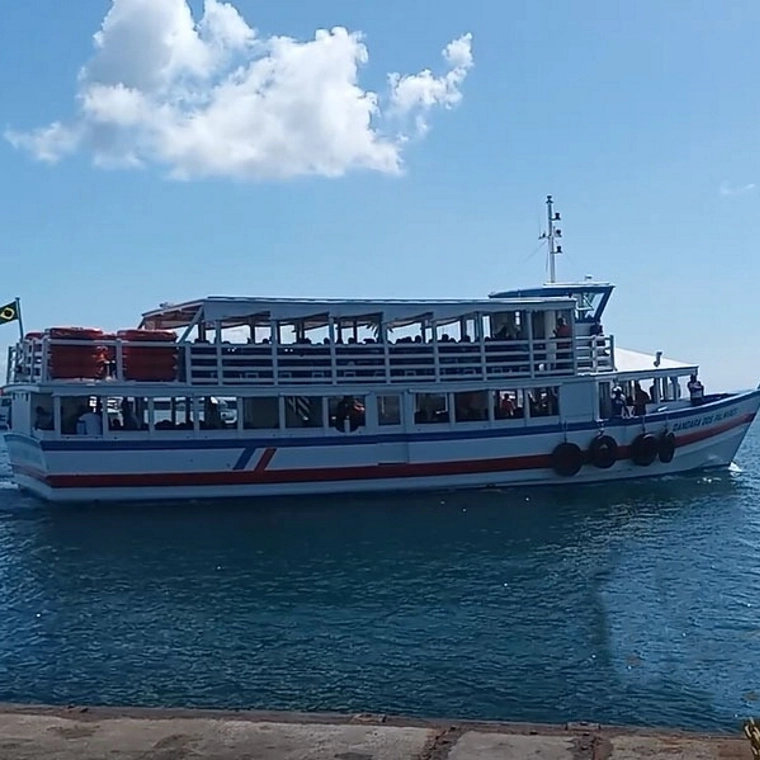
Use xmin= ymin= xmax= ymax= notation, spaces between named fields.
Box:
xmin=0 ymin=429 xmax=758 ymax=731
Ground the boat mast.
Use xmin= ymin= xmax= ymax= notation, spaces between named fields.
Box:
xmin=540 ymin=194 xmax=563 ymax=284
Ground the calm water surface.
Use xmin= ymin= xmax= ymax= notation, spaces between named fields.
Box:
xmin=1 ymin=427 xmax=760 ymax=731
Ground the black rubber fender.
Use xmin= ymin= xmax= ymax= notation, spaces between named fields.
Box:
xmin=551 ymin=441 xmax=583 ymax=477
xmin=630 ymin=433 xmax=659 ymax=466
xmin=588 ymin=434 xmax=618 ymax=469
xmin=658 ymin=431 xmax=676 ymax=464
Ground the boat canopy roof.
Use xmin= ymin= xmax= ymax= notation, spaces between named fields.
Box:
xmin=140 ymin=295 xmax=578 ymax=331
xmin=614 ymin=347 xmax=698 ymax=376
xmin=489 ymin=282 xmax=614 ymax=323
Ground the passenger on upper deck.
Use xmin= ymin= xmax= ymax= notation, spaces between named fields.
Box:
xmin=553 ymin=317 xmax=571 ymax=339
xmin=687 ymin=373 xmax=704 ymax=406
xmin=553 ymin=317 xmax=572 ymax=369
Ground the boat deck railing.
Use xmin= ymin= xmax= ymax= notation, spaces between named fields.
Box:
xmin=7 ymin=334 xmax=616 ymax=387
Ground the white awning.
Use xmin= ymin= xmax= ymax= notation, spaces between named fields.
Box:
xmin=141 ymin=295 xmax=578 ymax=330
xmin=614 ymin=347 xmax=697 ymax=375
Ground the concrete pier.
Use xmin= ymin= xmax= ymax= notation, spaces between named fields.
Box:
xmin=0 ymin=704 xmax=752 ymax=759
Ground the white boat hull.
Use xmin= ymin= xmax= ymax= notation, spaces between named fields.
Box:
xmin=5 ymin=391 xmax=759 ymax=503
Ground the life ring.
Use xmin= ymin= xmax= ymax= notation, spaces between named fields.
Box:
xmin=551 ymin=441 xmax=583 ymax=477
xmin=630 ymin=433 xmax=658 ymax=466
xmin=588 ymin=434 xmax=618 ymax=469
xmin=658 ymin=431 xmax=676 ymax=464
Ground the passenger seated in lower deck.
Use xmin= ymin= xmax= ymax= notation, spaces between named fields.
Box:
xmin=610 ymin=387 xmax=630 ymax=419
xmin=33 ymin=406 xmax=53 ymax=430
xmin=688 ymin=373 xmax=705 ymax=406
xmin=529 ymin=388 xmax=558 ymax=417
xmin=633 ymin=381 xmax=650 ymax=416
xmin=204 ymin=398 xmax=223 ymax=428
xmin=497 ymin=393 xmax=514 ymax=418
xmin=332 ymin=396 xmax=366 ymax=431
xmin=494 ymin=391 xmax=525 ymax=420
xmin=76 ymin=405 xmax=103 ymax=435
xmin=414 ymin=393 xmax=448 ymax=423
xmin=454 ymin=391 xmax=488 ymax=422
xmin=121 ymin=398 xmax=139 ymax=430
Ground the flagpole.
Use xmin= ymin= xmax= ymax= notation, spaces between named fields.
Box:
xmin=15 ymin=297 xmax=24 ymax=342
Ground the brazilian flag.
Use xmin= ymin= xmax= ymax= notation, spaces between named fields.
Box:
xmin=0 ymin=301 xmax=18 ymax=325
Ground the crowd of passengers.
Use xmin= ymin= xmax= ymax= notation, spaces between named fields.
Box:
xmin=34 ymin=387 xmax=563 ymax=435
xmin=32 ymin=373 xmax=705 ymax=435
xmin=33 ymin=398 xmax=224 ymax=435
xmin=193 ymin=316 xmax=597 ymax=347
xmin=414 ymin=389 xmax=558 ymax=423
xmin=609 ymin=374 xmax=705 ymax=418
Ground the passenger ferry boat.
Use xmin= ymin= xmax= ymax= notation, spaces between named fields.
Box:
xmin=3 ymin=198 xmax=758 ymax=503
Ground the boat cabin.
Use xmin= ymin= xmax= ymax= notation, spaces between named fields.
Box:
xmin=490 ymin=281 xmax=613 ymax=344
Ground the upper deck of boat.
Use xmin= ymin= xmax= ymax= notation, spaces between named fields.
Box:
xmin=7 ymin=288 xmax=698 ymax=393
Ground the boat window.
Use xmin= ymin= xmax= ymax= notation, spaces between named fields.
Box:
xmin=198 ymin=396 xmax=235 ymax=430
xmin=453 ymin=391 xmax=489 ymax=422
xmin=631 ymin=380 xmax=654 ymax=413
xmin=377 ymin=395 xmax=401 ymax=426
xmin=414 ymin=393 xmax=448 ymax=424
xmin=60 ymin=396 xmax=98 ymax=435
xmin=242 ymin=397 xmax=279 ymax=429
xmin=669 ymin=377 xmax=683 ymax=401
xmin=529 ymin=387 xmax=559 ymax=417
xmin=489 ymin=310 xmax=524 ymax=340
xmin=151 ymin=397 xmax=192 ymax=430
xmin=0 ymin=396 xmax=12 ymax=431
xmin=128 ymin=397 xmax=149 ymax=430
xmin=647 ymin=378 xmax=668 ymax=405
xmin=531 ymin=311 xmax=546 ymax=340
xmin=328 ymin=395 xmax=366 ymax=433
xmin=31 ymin=393 xmax=54 ymax=431
xmin=598 ymin=382 xmax=612 ymax=419
xmin=284 ymin=396 xmax=323 ymax=428
xmin=493 ymin=389 xmax=525 ymax=420
xmin=152 ymin=397 xmax=179 ymax=429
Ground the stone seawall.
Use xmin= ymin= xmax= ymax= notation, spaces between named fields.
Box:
xmin=0 ymin=704 xmax=752 ymax=759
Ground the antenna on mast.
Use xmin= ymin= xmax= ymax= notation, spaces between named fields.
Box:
xmin=538 ymin=194 xmax=563 ymax=284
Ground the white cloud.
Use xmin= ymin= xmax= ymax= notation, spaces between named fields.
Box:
xmin=388 ymin=34 xmax=473 ymax=137
xmin=5 ymin=0 xmax=473 ymax=180
xmin=719 ymin=181 xmax=756 ymax=196
xmin=5 ymin=122 xmax=83 ymax=163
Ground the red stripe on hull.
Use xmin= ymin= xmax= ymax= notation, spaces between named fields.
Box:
xmin=12 ymin=412 xmax=755 ymax=491
xmin=38 ymin=453 xmax=552 ymax=488
xmin=254 ymin=447 xmax=277 ymax=473
xmin=676 ymin=413 xmax=752 ymax=446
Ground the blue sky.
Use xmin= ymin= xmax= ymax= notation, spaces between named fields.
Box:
xmin=0 ymin=0 xmax=758 ymax=390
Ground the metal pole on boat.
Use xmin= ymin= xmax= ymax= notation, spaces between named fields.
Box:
xmin=14 ymin=297 xmax=24 ymax=341
xmin=541 ymin=195 xmax=562 ymax=284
